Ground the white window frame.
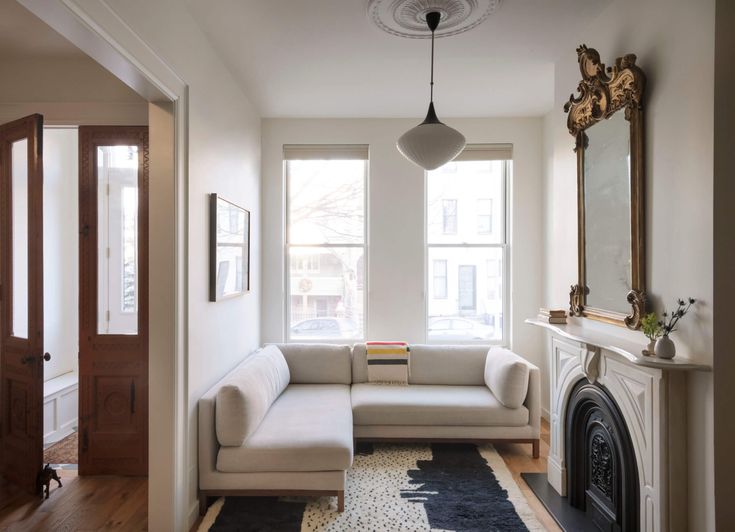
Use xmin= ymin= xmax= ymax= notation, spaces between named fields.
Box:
xmin=424 ymin=157 xmax=511 ymax=346
xmin=283 ymin=148 xmax=369 ymax=343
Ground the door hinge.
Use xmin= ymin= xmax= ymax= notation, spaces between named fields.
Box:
xmin=106 ymin=247 xmax=110 ymax=259
xmin=106 ymin=183 xmax=110 ymax=196
xmin=106 ymin=310 xmax=110 ymax=322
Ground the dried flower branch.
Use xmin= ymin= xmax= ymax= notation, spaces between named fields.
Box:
xmin=658 ymin=297 xmax=696 ymax=335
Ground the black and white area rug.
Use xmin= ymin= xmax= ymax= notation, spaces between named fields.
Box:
xmin=198 ymin=443 xmax=543 ymax=531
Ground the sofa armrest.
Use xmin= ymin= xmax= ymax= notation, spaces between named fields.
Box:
xmin=198 ymin=391 xmax=219 ymax=490
xmin=525 ymin=363 xmax=541 ymax=438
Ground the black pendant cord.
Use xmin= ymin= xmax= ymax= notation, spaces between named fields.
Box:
xmin=426 ymin=11 xmax=441 ymax=102
xmin=430 ymin=28 xmax=435 ymax=102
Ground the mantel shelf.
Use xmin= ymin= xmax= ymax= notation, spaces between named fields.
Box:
xmin=525 ymin=318 xmax=711 ymax=372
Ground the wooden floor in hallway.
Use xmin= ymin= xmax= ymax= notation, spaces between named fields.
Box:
xmin=0 ymin=470 xmax=147 ymax=531
xmin=0 ymin=420 xmax=558 ymax=532
xmin=496 ymin=418 xmax=562 ymax=532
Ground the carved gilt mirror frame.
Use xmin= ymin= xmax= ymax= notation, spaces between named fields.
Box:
xmin=564 ymin=45 xmax=646 ymax=329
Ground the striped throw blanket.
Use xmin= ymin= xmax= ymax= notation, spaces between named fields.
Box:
xmin=366 ymin=341 xmax=410 ymax=384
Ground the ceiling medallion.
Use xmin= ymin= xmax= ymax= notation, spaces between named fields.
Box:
xmin=367 ymin=0 xmax=501 ymax=38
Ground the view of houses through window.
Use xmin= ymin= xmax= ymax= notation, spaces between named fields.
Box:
xmin=427 ymin=155 xmax=509 ymax=343
xmin=284 ymin=145 xmax=508 ymax=343
xmin=285 ymin=148 xmax=367 ymax=340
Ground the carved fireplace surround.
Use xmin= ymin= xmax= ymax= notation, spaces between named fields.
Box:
xmin=527 ymin=318 xmax=711 ymax=531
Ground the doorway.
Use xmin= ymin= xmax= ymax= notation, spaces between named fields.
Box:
xmin=42 ymin=127 xmax=80 ymax=469
xmin=1 ymin=0 xmax=184 ymax=528
xmin=0 ymin=118 xmax=150 ymax=492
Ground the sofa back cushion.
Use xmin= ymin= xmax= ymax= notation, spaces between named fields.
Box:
xmin=484 ymin=347 xmax=530 ymax=408
xmin=274 ymin=343 xmax=352 ymax=384
xmin=215 ymin=345 xmax=290 ymax=446
xmin=353 ymin=343 xmax=488 ymax=385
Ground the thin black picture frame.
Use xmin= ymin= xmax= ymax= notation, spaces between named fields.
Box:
xmin=209 ymin=193 xmax=250 ymax=301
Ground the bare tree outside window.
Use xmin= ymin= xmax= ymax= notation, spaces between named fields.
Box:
xmin=286 ymin=157 xmax=366 ymax=340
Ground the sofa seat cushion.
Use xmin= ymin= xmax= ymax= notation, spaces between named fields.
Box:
xmin=217 ymin=384 xmax=353 ymax=473
xmin=351 ymin=384 xmax=529 ymax=427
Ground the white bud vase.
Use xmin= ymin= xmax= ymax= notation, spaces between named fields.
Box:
xmin=645 ymin=340 xmax=656 ymax=356
xmin=654 ymin=335 xmax=676 ymax=359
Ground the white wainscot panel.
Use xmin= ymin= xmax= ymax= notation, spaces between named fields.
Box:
xmin=43 ymin=372 xmax=78 ymax=445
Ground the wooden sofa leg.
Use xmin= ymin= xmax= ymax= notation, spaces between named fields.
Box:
xmin=532 ymin=439 xmax=540 ymax=459
xmin=199 ymin=494 xmax=209 ymax=516
xmin=337 ymin=490 xmax=345 ymax=513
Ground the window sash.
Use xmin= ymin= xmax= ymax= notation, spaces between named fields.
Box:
xmin=285 ymin=153 xmax=368 ymax=342
xmin=425 ymin=158 xmax=510 ymax=345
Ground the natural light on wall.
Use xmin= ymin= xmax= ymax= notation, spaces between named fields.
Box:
xmin=426 ymin=144 xmax=512 ymax=344
xmin=284 ymin=145 xmax=368 ymax=341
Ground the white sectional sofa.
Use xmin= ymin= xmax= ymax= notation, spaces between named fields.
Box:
xmin=198 ymin=343 xmax=540 ymax=514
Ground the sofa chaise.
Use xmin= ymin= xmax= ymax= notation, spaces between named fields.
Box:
xmin=198 ymin=342 xmax=540 ymax=514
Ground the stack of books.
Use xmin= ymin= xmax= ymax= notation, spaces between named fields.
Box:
xmin=538 ymin=308 xmax=567 ymax=324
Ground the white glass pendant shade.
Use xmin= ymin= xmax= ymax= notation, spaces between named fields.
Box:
xmin=397 ymin=102 xmax=466 ymax=171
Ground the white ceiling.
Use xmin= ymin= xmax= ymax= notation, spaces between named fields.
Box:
xmin=186 ymin=0 xmax=610 ymax=118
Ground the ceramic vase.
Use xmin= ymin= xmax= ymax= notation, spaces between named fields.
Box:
xmin=654 ymin=335 xmax=676 ymax=359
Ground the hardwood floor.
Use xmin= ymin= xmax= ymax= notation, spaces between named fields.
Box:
xmin=0 ymin=420 xmax=557 ymax=532
xmin=496 ymin=418 xmax=562 ymax=532
xmin=0 ymin=470 xmax=147 ymax=531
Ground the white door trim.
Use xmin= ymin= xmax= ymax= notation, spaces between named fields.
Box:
xmin=17 ymin=0 xmax=189 ymax=529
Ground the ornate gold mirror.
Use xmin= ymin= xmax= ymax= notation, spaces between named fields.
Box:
xmin=565 ymin=45 xmax=646 ymax=329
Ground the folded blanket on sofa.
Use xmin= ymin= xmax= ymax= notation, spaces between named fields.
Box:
xmin=366 ymin=341 xmax=410 ymax=384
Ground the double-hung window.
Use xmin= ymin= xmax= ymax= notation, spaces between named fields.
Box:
xmin=284 ymin=145 xmax=368 ymax=341
xmin=426 ymin=144 xmax=511 ymax=344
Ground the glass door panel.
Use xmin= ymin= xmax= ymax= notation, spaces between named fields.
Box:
xmin=11 ymin=139 xmax=29 ymax=339
xmin=96 ymin=145 xmax=139 ymax=335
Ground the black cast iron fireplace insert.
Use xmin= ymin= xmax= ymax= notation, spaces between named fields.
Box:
xmin=565 ymin=379 xmax=640 ymax=531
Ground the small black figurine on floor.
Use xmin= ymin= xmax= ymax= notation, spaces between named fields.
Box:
xmin=38 ymin=464 xmax=62 ymax=499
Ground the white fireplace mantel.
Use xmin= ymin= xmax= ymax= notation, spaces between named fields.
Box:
xmin=527 ymin=317 xmax=708 ymax=532
xmin=526 ymin=318 xmax=711 ymax=372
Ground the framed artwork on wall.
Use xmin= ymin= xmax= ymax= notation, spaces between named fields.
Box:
xmin=209 ymin=193 xmax=250 ymax=301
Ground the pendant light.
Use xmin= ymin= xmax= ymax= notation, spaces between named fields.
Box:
xmin=397 ymin=11 xmax=466 ymax=171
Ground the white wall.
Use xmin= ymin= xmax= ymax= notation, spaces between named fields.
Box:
xmin=43 ymin=127 xmax=78 ymax=382
xmin=102 ymin=1 xmax=262 ymax=527
xmin=261 ymin=118 xmax=544 ymax=369
xmin=542 ymin=0 xmax=715 ymax=528
xmin=0 ymin=56 xmax=148 ymax=125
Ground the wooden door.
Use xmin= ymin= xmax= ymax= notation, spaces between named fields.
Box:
xmin=0 ymin=114 xmax=45 ymax=494
xmin=78 ymin=126 xmax=148 ymax=476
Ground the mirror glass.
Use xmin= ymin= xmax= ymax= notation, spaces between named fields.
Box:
xmin=583 ymin=112 xmax=631 ymax=314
